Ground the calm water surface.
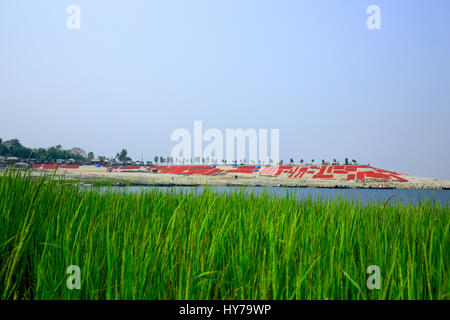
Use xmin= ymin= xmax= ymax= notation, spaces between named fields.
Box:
xmin=95 ymin=185 xmax=450 ymax=205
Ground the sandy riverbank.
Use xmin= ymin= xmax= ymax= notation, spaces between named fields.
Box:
xmin=17 ymin=165 xmax=450 ymax=190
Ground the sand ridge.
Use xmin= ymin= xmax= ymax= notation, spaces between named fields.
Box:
xmin=26 ymin=165 xmax=450 ymax=190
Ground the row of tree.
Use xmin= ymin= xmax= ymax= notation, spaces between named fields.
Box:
xmin=151 ymin=156 xmax=358 ymax=165
xmin=0 ymin=138 xmax=358 ymax=166
xmin=289 ymin=158 xmax=358 ymax=165
xmin=0 ymin=138 xmax=133 ymax=163
xmin=0 ymin=138 xmax=91 ymax=161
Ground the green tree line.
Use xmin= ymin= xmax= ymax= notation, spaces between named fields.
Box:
xmin=0 ymin=138 xmax=87 ymax=161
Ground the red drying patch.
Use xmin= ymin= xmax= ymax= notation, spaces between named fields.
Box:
xmin=59 ymin=165 xmax=80 ymax=169
xmin=389 ymin=174 xmax=409 ymax=182
xmin=202 ymin=168 xmax=223 ymax=175
xmin=312 ymin=174 xmax=334 ymax=179
xmin=259 ymin=166 xmax=277 ymax=176
xmin=373 ymin=168 xmax=394 ymax=174
xmin=167 ymin=168 xmax=187 ymax=174
xmin=318 ymin=166 xmax=327 ymax=175
xmin=365 ymin=172 xmax=390 ymax=179
xmin=146 ymin=166 xmax=164 ymax=171
xmin=288 ymin=167 xmax=299 ymax=178
xmin=188 ymin=166 xmax=212 ymax=170
xmin=233 ymin=166 xmax=258 ymax=169
xmin=42 ymin=164 xmax=59 ymax=170
xmin=146 ymin=165 xmax=225 ymax=176
xmin=356 ymin=172 xmax=366 ymax=179
xmin=32 ymin=164 xmax=42 ymax=168
xmin=345 ymin=165 xmax=370 ymax=171
xmin=104 ymin=164 xmax=410 ymax=181
xmin=156 ymin=166 xmax=188 ymax=174
xmin=226 ymin=168 xmax=255 ymax=173
xmin=297 ymin=171 xmax=307 ymax=178
xmin=294 ymin=167 xmax=307 ymax=178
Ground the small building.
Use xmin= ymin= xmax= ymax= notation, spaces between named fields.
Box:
xmin=91 ymin=159 xmax=101 ymax=165
xmin=14 ymin=162 xmax=30 ymax=169
xmin=6 ymin=157 xmax=19 ymax=164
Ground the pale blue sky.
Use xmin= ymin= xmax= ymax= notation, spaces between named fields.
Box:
xmin=1 ymin=0 xmax=449 ymax=178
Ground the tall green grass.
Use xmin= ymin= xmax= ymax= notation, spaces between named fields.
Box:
xmin=0 ymin=170 xmax=448 ymax=300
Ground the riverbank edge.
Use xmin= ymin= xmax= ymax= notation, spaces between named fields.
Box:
xmin=14 ymin=169 xmax=450 ymax=190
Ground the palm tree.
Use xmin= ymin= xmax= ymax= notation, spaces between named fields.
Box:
xmin=290 ymin=158 xmax=294 ymax=165
xmin=311 ymin=159 xmax=314 ymax=164
xmin=300 ymin=159 xmax=304 ymax=165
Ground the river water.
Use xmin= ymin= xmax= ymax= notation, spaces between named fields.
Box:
xmin=96 ymin=185 xmax=450 ymax=206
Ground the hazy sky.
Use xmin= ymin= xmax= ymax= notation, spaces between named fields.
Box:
xmin=1 ymin=0 xmax=449 ymax=179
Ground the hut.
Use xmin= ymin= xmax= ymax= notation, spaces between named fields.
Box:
xmin=14 ymin=162 xmax=30 ymax=169
xmin=6 ymin=157 xmax=19 ymax=165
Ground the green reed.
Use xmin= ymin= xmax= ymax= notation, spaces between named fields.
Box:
xmin=0 ymin=170 xmax=448 ymax=300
